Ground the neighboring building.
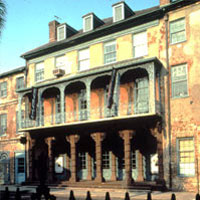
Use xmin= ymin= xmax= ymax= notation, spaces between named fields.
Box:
xmin=14 ymin=0 xmax=200 ymax=192
xmin=0 ymin=66 xmax=26 ymax=184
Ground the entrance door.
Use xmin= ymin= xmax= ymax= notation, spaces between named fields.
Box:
xmin=131 ymin=151 xmax=138 ymax=180
xmin=102 ymin=151 xmax=111 ymax=180
xmin=0 ymin=152 xmax=9 ymax=184
xmin=117 ymin=151 xmax=138 ymax=180
xmin=78 ymin=152 xmax=87 ymax=180
xmin=15 ymin=152 xmax=25 ymax=184
xmin=117 ymin=157 xmax=125 ymax=180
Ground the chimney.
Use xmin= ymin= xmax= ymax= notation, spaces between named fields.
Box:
xmin=160 ymin=0 xmax=171 ymax=6
xmin=49 ymin=20 xmax=60 ymax=42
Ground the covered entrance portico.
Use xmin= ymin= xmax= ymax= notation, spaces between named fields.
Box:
xmin=26 ymin=115 xmax=164 ymax=189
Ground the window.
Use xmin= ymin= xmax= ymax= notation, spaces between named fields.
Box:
xmin=78 ymin=49 xmax=90 ymax=71
xmin=132 ymin=151 xmax=136 ymax=169
xmin=16 ymin=77 xmax=24 ymax=90
xmin=134 ymin=77 xmax=149 ymax=114
xmin=102 ymin=151 xmax=110 ymax=169
xmin=104 ymin=41 xmax=116 ymax=64
xmin=171 ymin=64 xmax=188 ymax=98
xmin=113 ymin=4 xmax=123 ymax=22
xmin=0 ymin=81 xmax=7 ymax=97
xmin=79 ymin=152 xmax=87 ymax=169
xmin=55 ymin=94 xmax=61 ymax=124
xmin=79 ymin=89 xmax=87 ymax=120
xmin=133 ymin=31 xmax=148 ymax=58
xmin=177 ymin=138 xmax=195 ymax=176
xmin=17 ymin=158 xmax=25 ymax=173
xmin=170 ymin=18 xmax=186 ymax=44
xmin=0 ymin=114 xmax=7 ymax=136
xmin=83 ymin=15 xmax=92 ymax=32
xmin=35 ymin=62 xmax=44 ymax=82
xmin=57 ymin=25 xmax=66 ymax=41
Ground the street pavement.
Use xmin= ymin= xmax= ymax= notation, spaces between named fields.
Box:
xmin=0 ymin=185 xmax=198 ymax=200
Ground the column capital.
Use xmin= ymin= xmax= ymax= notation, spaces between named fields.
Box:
xmin=66 ymin=134 xmax=80 ymax=144
xmin=119 ymin=130 xmax=135 ymax=140
xmin=91 ymin=132 xmax=106 ymax=142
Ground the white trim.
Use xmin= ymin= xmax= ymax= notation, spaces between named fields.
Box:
xmin=113 ymin=3 xmax=124 ymax=22
xmin=57 ymin=24 xmax=66 ymax=41
xmin=83 ymin=14 xmax=94 ymax=32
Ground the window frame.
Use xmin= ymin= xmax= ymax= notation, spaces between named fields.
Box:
xmin=171 ymin=63 xmax=188 ymax=99
xmin=133 ymin=31 xmax=148 ymax=58
xmin=83 ymin=15 xmax=93 ymax=32
xmin=170 ymin=18 xmax=186 ymax=45
xmin=104 ymin=41 xmax=117 ymax=65
xmin=16 ymin=76 xmax=24 ymax=90
xmin=0 ymin=114 xmax=7 ymax=136
xmin=0 ymin=81 xmax=7 ymax=98
xmin=113 ymin=4 xmax=124 ymax=22
xmin=177 ymin=137 xmax=195 ymax=177
xmin=78 ymin=48 xmax=90 ymax=71
xmin=35 ymin=62 xmax=44 ymax=83
xmin=57 ymin=24 xmax=66 ymax=41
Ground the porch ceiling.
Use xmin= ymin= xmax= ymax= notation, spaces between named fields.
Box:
xmin=23 ymin=114 xmax=161 ymax=138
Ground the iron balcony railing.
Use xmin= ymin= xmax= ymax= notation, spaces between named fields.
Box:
xmin=20 ymin=101 xmax=161 ymax=129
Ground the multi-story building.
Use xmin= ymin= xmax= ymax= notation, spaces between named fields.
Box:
xmin=15 ymin=0 xmax=200 ymax=191
xmin=0 ymin=66 xmax=26 ymax=184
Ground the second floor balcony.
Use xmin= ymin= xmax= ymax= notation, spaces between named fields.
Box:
xmin=17 ymin=57 xmax=163 ymax=132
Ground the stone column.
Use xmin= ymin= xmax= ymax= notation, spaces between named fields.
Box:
xmin=136 ymin=150 xmax=144 ymax=182
xmin=27 ymin=136 xmax=35 ymax=182
xmin=87 ymin=152 xmax=92 ymax=180
xmin=66 ymin=134 xmax=80 ymax=182
xmin=110 ymin=152 xmax=117 ymax=181
xmin=119 ymin=130 xmax=134 ymax=186
xmin=91 ymin=132 xmax=105 ymax=183
xmin=46 ymin=137 xmax=55 ymax=183
xmin=150 ymin=125 xmax=164 ymax=184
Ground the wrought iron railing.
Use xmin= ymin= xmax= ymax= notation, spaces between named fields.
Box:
xmin=20 ymin=100 xmax=160 ymax=129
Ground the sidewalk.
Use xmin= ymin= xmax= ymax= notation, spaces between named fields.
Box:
xmin=0 ymin=185 xmax=198 ymax=200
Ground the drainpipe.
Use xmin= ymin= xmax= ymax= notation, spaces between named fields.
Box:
xmin=165 ymin=13 xmax=172 ymax=189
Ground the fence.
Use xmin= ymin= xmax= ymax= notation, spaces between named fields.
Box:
xmin=1 ymin=187 xmax=200 ymax=200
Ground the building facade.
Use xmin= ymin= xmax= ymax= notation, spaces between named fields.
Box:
xmin=0 ymin=67 xmax=26 ymax=184
xmin=14 ymin=0 xmax=200 ymax=191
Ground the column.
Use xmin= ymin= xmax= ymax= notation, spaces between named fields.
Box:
xmin=150 ymin=126 xmax=164 ymax=184
xmin=87 ymin=152 xmax=92 ymax=180
xmin=142 ymin=63 xmax=156 ymax=113
xmin=119 ymin=130 xmax=134 ymax=186
xmin=86 ymin=79 xmax=91 ymax=120
xmin=136 ymin=150 xmax=144 ymax=182
xmin=91 ymin=132 xmax=105 ymax=183
xmin=18 ymin=95 xmax=23 ymax=130
xmin=37 ymin=89 xmax=43 ymax=126
xmin=110 ymin=152 xmax=117 ymax=181
xmin=27 ymin=136 xmax=35 ymax=182
xmin=59 ymin=85 xmax=65 ymax=124
xmin=66 ymin=134 xmax=80 ymax=182
xmin=156 ymin=129 xmax=164 ymax=183
xmin=46 ymin=137 xmax=55 ymax=183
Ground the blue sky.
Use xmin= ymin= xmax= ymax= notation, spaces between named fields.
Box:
xmin=0 ymin=0 xmax=159 ymax=73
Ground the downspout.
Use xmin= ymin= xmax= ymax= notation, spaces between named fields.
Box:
xmin=164 ymin=13 xmax=172 ymax=189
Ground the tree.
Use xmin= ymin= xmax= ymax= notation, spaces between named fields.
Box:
xmin=0 ymin=0 xmax=6 ymax=37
